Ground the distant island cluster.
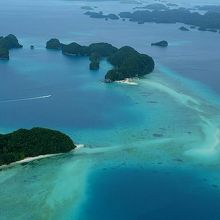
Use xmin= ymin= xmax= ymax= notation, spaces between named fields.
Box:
xmin=2 ymin=2 xmax=220 ymax=168
xmin=46 ymin=39 xmax=155 ymax=82
xmin=0 ymin=35 xmax=156 ymax=166
xmin=0 ymin=35 xmax=155 ymax=82
xmin=83 ymin=3 xmax=220 ymax=33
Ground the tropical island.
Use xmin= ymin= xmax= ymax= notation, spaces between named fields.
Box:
xmin=0 ymin=34 xmax=23 ymax=60
xmin=105 ymin=46 xmax=154 ymax=82
xmin=118 ymin=8 xmax=220 ymax=31
xmin=46 ymin=38 xmax=64 ymax=50
xmin=82 ymin=6 xmax=220 ymax=32
xmin=0 ymin=127 xmax=76 ymax=166
xmin=46 ymin=39 xmax=155 ymax=82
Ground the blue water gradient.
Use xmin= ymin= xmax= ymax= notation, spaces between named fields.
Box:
xmin=1 ymin=0 xmax=220 ymax=219
xmin=77 ymin=166 xmax=220 ymax=220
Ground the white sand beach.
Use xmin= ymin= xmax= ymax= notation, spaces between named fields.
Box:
xmin=116 ymin=78 xmax=138 ymax=85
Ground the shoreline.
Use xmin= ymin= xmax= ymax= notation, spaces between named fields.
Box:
xmin=0 ymin=153 xmax=60 ymax=170
xmin=0 ymin=144 xmax=84 ymax=170
xmin=115 ymin=78 xmax=138 ymax=85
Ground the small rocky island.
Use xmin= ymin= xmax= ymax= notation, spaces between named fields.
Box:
xmin=0 ymin=127 xmax=76 ymax=166
xmin=46 ymin=38 xmax=64 ymax=50
xmin=46 ymin=39 xmax=155 ymax=82
xmin=85 ymin=11 xmax=119 ymax=20
xmin=151 ymin=40 xmax=168 ymax=47
xmin=0 ymin=34 xmax=23 ymax=60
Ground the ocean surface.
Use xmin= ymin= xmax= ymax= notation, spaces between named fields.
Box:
xmin=1 ymin=0 xmax=220 ymax=219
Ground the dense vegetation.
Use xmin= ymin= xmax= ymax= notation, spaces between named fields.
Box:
xmin=119 ymin=8 xmax=220 ymax=31
xmin=62 ymin=42 xmax=88 ymax=55
xmin=88 ymin=43 xmax=118 ymax=56
xmin=0 ymin=127 xmax=76 ymax=165
xmin=0 ymin=47 xmax=9 ymax=59
xmin=89 ymin=52 xmax=100 ymax=70
xmin=0 ymin=34 xmax=23 ymax=60
xmin=83 ymin=4 xmax=220 ymax=32
xmin=46 ymin=39 xmax=155 ymax=81
xmin=47 ymin=40 xmax=118 ymax=57
xmin=46 ymin=38 xmax=63 ymax=50
xmin=105 ymin=46 xmax=154 ymax=81
xmin=0 ymin=34 xmax=22 ymax=49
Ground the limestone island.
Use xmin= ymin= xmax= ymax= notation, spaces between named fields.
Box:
xmin=105 ymin=46 xmax=154 ymax=82
xmin=151 ymin=40 xmax=168 ymax=47
xmin=46 ymin=39 xmax=155 ymax=82
xmin=0 ymin=34 xmax=23 ymax=60
xmin=89 ymin=52 xmax=100 ymax=70
xmin=46 ymin=38 xmax=64 ymax=50
xmin=119 ymin=9 xmax=220 ymax=31
xmin=0 ymin=127 xmax=76 ymax=166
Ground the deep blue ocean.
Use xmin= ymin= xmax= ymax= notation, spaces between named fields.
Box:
xmin=78 ymin=167 xmax=220 ymax=220
xmin=1 ymin=0 xmax=220 ymax=219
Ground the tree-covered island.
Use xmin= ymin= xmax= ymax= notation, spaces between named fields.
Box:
xmin=46 ymin=39 xmax=155 ymax=82
xmin=0 ymin=34 xmax=23 ymax=60
xmin=0 ymin=127 xmax=76 ymax=166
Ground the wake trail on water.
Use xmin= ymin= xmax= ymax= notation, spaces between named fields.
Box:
xmin=0 ymin=95 xmax=52 ymax=103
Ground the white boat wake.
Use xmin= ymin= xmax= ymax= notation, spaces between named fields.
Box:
xmin=0 ymin=95 xmax=52 ymax=103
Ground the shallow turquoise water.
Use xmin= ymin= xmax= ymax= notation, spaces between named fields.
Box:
xmin=1 ymin=0 xmax=220 ymax=219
